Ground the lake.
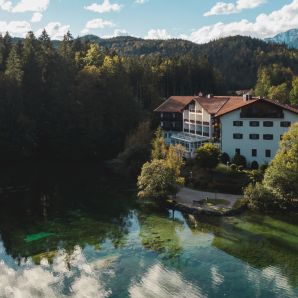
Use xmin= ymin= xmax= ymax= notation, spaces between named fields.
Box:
xmin=0 ymin=164 xmax=298 ymax=298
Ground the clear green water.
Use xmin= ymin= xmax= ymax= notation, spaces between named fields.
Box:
xmin=0 ymin=164 xmax=298 ymax=297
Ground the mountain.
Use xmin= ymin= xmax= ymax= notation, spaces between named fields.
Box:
xmin=11 ymin=34 xmax=298 ymax=90
xmin=265 ymin=29 xmax=298 ymax=49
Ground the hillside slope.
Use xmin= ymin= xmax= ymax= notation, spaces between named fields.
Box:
xmin=265 ymin=29 xmax=298 ymax=49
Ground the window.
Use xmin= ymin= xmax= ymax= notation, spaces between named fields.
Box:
xmin=161 ymin=113 xmax=163 ymax=119
xmin=249 ymin=134 xmax=260 ymax=140
xmin=235 ymin=148 xmax=240 ymax=155
xmin=265 ymin=150 xmax=271 ymax=158
xmin=233 ymin=133 xmax=243 ymax=139
xmin=263 ymin=134 xmax=274 ymax=140
xmin=252 ymin=149 xmax=257 ymax=157
xmin=280 ymin=121 xmax=291 ymax=127
xmin=249 ymin=121 xmax=260 ymax=127
xmin=263 ymin=121 xmax=273 ymax=127
xmin=233 ymin=121 xmax=243 ymax=126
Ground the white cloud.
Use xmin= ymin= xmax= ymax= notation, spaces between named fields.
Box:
xmin=0 ymin=0 xmax=49 ymax=13
xmin=85 ymin=0 xmax=122 ymax=13
xmin=31 ymin=12 xmax=43 ymax=23
xmin=135 ymin=0 xmax=147 ymax=4
xmin=184 ymin=0 xmax=298 ymax=43
xmin=36 ymin=22 xmax=70 ymax=40
xmin=102 ymin=28 xmax=128 ymax=38
xmin=13 ymin=0 xmax=49 ymax=13
xmin=81 ymin=18 xmax=115 ymax=35
xmin=145 ymin=29 xmax=171 ymax=40
xmin=0 ymin=0 xmax=12 ymax=11
xmin=204 ymin=0 xmax=266 ymax=16
xmin=85 ymin=18 xmax=115 ymax=29
xmin=81 ymin=28 xmax=90 ymax=35
xmin=0 ymin=20 xmax=31 ymax=36
xmin=0 ymin=244 xmax=111 ymax=298
xmin=237 ymin=0 xmax=266 ymax=10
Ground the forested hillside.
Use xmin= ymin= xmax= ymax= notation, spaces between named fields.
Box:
xmin=75 ymin=35 xmax=298 ymax=90
xmin=0 ymin=31 xmax=219 ymax=161
xmin=2 ymin=31 xmax=298 ymax=162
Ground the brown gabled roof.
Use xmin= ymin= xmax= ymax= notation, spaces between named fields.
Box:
xmin=154 ymin=96 xmax=194 ymax=113
xmin=196 ymin=97 xmax=230 ymax=115
xmin=154 ymin=95 xmax=298 ymax=116
xmin=216 ymin=98 xmax=298 ymax=117
xmin=215 ymin=97 xmax=258 ymax=117
xmin=269 ymin=100 xmax=298 ymax=115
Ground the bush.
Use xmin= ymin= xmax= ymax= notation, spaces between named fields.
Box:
xmin=244 ymin=183 xmax=277 ymax=211
xmin=230 ymin=164 xmax=237 ymax=171
xmin=195 ymin=143 xmax=220 ymax=169
xmin=251 ymin=161 xmax=259 ymax=170
xmin=232 ymin=153 xmax=247 ymax=168
xmin=260 ymin=164 xmax=268 ymax=172
xmin=215 ymin=163 xmax=232 ymax=174
xmin=247 ymin=169 xmax=264 ymax=184
xmin=238 ymin=165 xmax=244 ymax=171
xmin=221 ymin=152 xmax=230 ymax=164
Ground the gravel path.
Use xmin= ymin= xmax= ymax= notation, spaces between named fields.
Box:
xmin=175 ymin=187 xmax=241 ymax=208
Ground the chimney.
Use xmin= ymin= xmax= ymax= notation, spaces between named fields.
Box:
xmin=207 ymin=94 xmax=214 ymax=99
xmin=243 ymin=93 xmax=253 ymax=101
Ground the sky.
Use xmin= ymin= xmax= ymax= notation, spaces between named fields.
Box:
xmin=0 ymin=0 xmax=297 ymax=43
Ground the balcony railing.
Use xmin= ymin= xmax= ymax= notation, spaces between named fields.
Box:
xmin=184 ymin=119 xmax=210 ymax=126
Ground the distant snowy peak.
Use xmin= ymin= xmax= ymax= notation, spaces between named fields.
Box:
xmin=265 ymin=29 xmax=298 ymax=49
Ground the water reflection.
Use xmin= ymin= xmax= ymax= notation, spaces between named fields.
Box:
xmin=0 ymin=164 xmax=297 ymax=297
xmin=0 ymin=242 xmax=110 ymax=297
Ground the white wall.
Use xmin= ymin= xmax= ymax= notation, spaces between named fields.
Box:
xmin=220 ymin=109 xmax=298 ymax=165
xmin=182 ymin=101 xmax=213 ymax=139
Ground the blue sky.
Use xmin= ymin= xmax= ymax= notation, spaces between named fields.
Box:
xmin=0 ymin=0 xmax=297 ymax=43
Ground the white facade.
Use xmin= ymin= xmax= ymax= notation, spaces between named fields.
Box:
xmin=220 ymin=109 xmax=298 ymax=165
xmin=167 ymin=100 xmax=213 ymax=158
xmin=182 ymin=101 xmax=213 ymax=139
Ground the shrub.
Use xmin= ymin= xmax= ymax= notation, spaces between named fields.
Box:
xmin=244 ymin=183 xmax=276 ymax=211
xmin=230 ymin=164 xmax=237 ymax=171
xmin=238 ymin=165 xmax=244 ymax=171
xmin=215 ymin=163 xmax=232 ymax=174
xmin=195 ymin=143 xmax=220 ymax=169
xmin=232 ymin=153 xmax=247 ymax=168
xmin=251 ymin=161 xmax=259 ymax=170
xmin=260 ymin=164 xmax=268 ymax=172
xmin=221 ymin=152 xmax=230 ymax=164
xmin=247 ymin=169 xmax=264 ymax=184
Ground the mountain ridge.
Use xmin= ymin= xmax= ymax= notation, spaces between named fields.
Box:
xmin=265 ymin=29 xmax=298 ymax=49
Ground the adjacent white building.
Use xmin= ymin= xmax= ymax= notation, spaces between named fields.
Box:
xmin=217 ymin=98 xmax=298 ymax=165
xmin=155 ymin=94 xmax=298 ymax=165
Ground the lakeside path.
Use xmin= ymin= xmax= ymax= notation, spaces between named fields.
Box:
xmin=175 ymin=187 xmax=241 ymax=209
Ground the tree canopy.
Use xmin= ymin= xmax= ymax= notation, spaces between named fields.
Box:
xmin=263 ymin=123 xmax=298 ymax=206
xmin=195 ymin=143 xmax=220 ymax=170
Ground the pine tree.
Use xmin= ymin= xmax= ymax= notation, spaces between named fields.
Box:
xmin=5 ymin=45 xmax=23 ymax=84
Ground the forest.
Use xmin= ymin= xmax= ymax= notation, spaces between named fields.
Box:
xmin=1 ymin=31 xmax=298 ymax=162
